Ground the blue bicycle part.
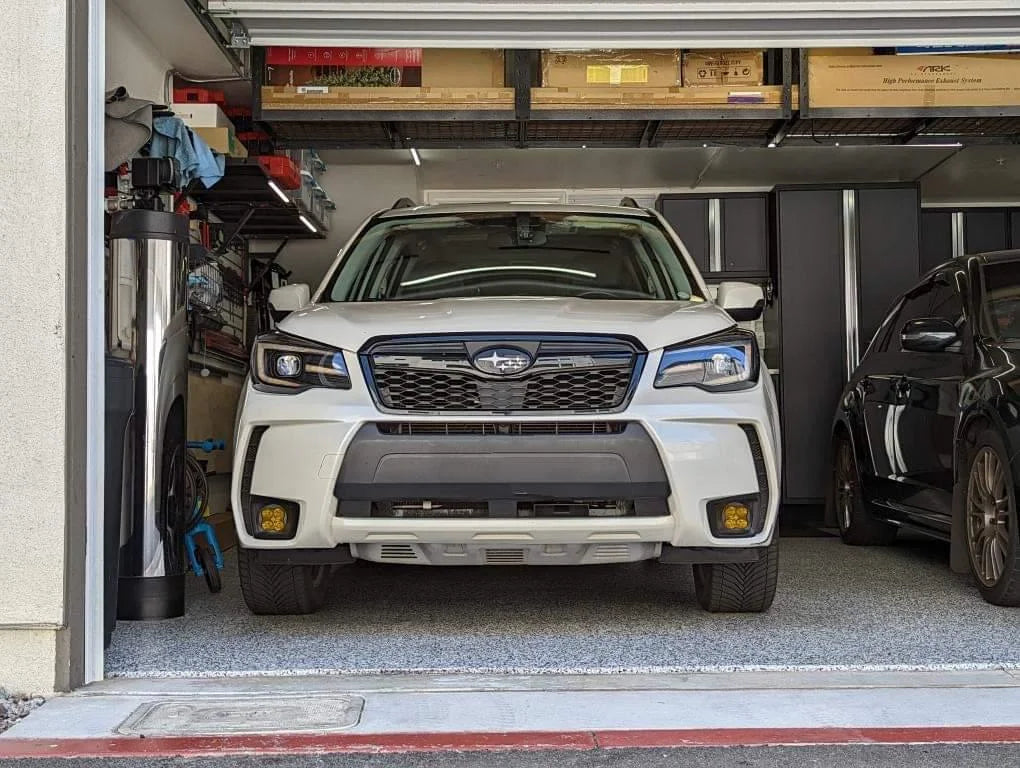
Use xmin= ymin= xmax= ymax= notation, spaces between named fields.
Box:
xmin=183 ymin=437 xmax=226 ymax=592
xmin=185 ymin=519 xmax=225 ymax=575
xmin=187 ymin=438 xmax=226 ymax=453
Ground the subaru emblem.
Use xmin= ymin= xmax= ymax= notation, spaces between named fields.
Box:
xmin=472 ymin=347 xmax=533 ymax=376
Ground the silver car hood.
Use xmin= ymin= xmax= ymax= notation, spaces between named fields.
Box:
xmin=278 ymin=297 xmax=735 ymax=351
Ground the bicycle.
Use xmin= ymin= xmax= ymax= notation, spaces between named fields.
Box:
xmin=184 ymin=438 xmax=226 ymax=593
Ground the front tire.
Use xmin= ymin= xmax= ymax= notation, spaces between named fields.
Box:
xmin=238 ymin=547 xmax=330 ymax=615
xmin=964 ymin=431 xmax=1020 ymax=607
xmin=832 ymin=435 xmax=897 ymax=546
xmin=693 ymin=538 xmax=779 ymax=613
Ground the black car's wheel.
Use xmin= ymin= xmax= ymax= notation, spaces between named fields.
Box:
xmin=964 ymin=431 xmax=1020 ymax=606
xmin=237 ymin=547 xmax=331 ymax=615
xmin=832 ymin=435 xmax=897 ymax=546
xmin=692 ymin=537 xmax=779 ymax=613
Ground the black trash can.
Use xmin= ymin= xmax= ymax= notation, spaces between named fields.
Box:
xmin=104 ymin=356 xmax=134 ymax=647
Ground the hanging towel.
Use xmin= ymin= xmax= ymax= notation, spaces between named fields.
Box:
xmin=150 ymin=116 xmax=225 ymax=188
xmin=105 ymin=86 xmax=157 ymax=171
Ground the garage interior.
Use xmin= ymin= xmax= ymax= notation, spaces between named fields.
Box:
xmin=101 ymin=1 xmax=1020 ymax=678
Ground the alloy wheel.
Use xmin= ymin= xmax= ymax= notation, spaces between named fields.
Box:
xmin=966 ymin=446 xmax=1013 ymax=587
xmin=835 ymin=441 xmax=856 ymax=531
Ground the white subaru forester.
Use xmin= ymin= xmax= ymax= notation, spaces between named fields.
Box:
xmin=232 ymin=203 xmax=781 ymax=615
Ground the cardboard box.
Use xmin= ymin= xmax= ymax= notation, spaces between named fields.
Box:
xmin=265 ymin=47 xmax=422 ymax=67
xmin=172 ymin=102 xmax=232 ymax=129
xmin=191 ymin=126 xmax=248 ymax=158
xmin=542 ymin=50 xmax=680 ymax=87
xmin=267 ymin=65 xmax=421 ymax=87
xmin=422 ymin=49 xmax=505 ymax=87
xmin=807 ymin=50 xmax=1020 ymax=108
xmin=682 ymin=50 xmax=764 ymax=87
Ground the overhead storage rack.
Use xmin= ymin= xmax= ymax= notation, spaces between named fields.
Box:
xmin=240 ymin=41 xmax=1020 ymax=149
xmin=189 ymin=159 xmax=328 ymax=239
xmin=254 ymin=48 xmax=797 ymax=149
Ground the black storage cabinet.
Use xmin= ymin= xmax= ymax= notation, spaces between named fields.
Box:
xmin=920 ymin=206 xmax=1020 ymax=275
xmin=657 ymin=193 xmax=769 ymax=279
xmin=768 ymin=184 xmax=921 ymax=505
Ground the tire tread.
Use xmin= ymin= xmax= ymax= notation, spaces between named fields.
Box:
xmin=238 ymin=547 xmax=326 ymax=615
xmin=694 ymin=538 xmax=779 ymax=613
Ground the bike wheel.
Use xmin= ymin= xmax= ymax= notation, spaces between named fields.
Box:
xmin=196 ymin=542 xmax=222 ymax=593
xmin=185 ymin=453 xmax=209 ymax=529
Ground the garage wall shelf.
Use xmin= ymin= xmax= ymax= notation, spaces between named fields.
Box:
xmin=188 ymin=158 xmax=328 ymax=239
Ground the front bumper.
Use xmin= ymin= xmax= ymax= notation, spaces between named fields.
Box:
xmin=231 ymin=355 xmax=781 ymax=557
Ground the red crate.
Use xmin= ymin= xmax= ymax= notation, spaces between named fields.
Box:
xmin=256 ymin=155 xmax=301 ymax=190
xmin=239 ymin=131 xmax=274 ymax=155
xmin=173 ymin=87 xmax=226 ymax=105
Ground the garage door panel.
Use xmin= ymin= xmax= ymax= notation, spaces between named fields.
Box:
xmin=209 ymin=1 xmax=1020 ymax=48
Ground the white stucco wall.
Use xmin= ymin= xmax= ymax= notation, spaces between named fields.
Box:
xmin=0 ymin=0 xmax=69 ymax=693
xmin=106 ymin=1 xmax=169 ymax=102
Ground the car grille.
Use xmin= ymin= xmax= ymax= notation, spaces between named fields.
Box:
xmin=362 ymin=336 xmax=642 ymax=413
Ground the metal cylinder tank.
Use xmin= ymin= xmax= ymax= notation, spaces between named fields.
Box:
xmin=110 ymin=209 xmax=191 ymax=620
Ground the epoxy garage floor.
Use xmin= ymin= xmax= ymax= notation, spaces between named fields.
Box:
xmin=105 ymin=535 xmax=1020 ymax=677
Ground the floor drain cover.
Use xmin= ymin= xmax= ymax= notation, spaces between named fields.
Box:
xmin=117 ymin=695 xmax=364 ymax=735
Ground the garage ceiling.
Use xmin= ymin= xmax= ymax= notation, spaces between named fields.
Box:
xmin=114 ymin=0 xmax=242 ymax=77
xmin=208 ymin=1 xmax=1020 ymax=48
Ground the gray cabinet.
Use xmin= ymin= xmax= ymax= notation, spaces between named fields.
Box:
xmin=920 ymin=207 xmax=1018 ymax=268
xmin=770 ymin=184 xmax=921 ymax=504
xmin=657 ymin=193 xmax=768 ymax=278
xmin=657 ymin=197 xmax=709 ymax=274
xmin=920 ymin=210 xmax=953 ymax=274
xmin=965 ymin=210 xmax=1008 ymax=254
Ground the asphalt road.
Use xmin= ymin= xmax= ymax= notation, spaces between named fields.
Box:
xmin=3 ymin=745 xmax=1017 ymax=767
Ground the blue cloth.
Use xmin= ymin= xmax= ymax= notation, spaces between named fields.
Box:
xmin=150 ymin=116 xmax=225 ymax=188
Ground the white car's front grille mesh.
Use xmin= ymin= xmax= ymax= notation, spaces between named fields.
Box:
xmin=362 ymin=335 xmax=642 ymax=413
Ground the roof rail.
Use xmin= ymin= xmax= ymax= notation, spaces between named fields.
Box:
xmin=618 ymin=196 xmax=641 ymax=208
xmin=391 ymin=197 xmax=418 ymax=209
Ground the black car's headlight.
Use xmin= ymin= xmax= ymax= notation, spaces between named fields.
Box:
xmin=654 ymin=329 xmax=759 ymax=391
xmin=251 ymin=331 xmax=351 ymax=393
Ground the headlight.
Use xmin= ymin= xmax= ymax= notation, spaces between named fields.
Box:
xmin=654 ymin=330 xmax=758 ymax=390
xmin=251 ymin=331 xmax=351 ymax=393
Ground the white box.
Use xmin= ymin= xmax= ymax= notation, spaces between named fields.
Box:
xmin=171 ymin=103 xmax=232 ymax=129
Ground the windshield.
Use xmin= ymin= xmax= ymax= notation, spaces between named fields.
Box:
xmin=981 ymin=260 xmax=1020 ymax=340
xmin=323 ymin=212 xmax=702 ymax=302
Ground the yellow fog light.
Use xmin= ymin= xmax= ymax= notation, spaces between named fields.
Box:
xmin=722 ymin=503 xmax=751 ymax=531
xmin=259 ymin=504 xmax=288 ymax=533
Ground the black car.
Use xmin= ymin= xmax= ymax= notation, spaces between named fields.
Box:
xmin=829 ymin=251 xmax=1020 ymax=606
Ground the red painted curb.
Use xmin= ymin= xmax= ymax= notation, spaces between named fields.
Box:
xmin=2 ymin=726 xmax=1020 ymax=759
xmin=0 ymin=731 xmax=595 ymax=759
xmin=595 ymin=726 xmax=1020 ymax=748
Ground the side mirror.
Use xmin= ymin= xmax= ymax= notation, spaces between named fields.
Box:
xmin=901 ymin=317 xmax=958 ymax=353
xmin=716 ymin=281 xmax=765 ymax=322
xmin=268 ymin=283 xmax=310 ymax=316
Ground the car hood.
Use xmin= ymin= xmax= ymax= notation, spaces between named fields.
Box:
xmin=278 ymin=297 xmax=735 ymax=351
